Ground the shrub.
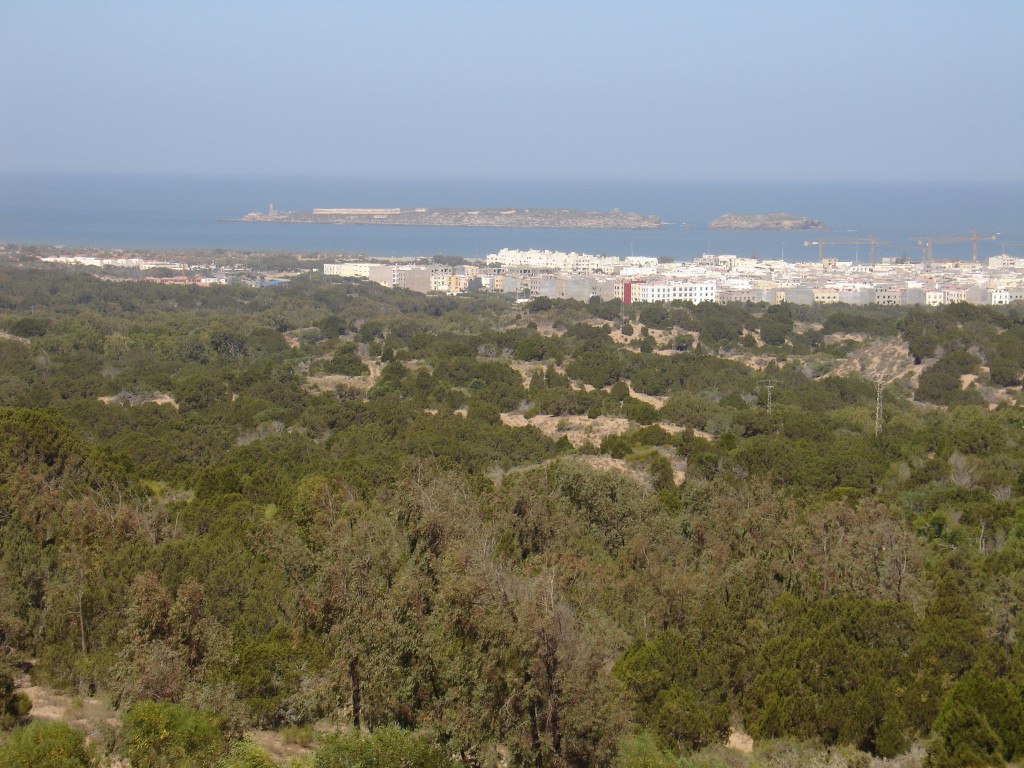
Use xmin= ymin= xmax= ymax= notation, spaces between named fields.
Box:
xmin=313 ymin=726 xmax=447 ymax=768
xmin=0 ymin=720 xmax=95 ymax=768
xmin=928 ymin=701 xmax=1005 ymax=768
xmin=0 ymin=673 xmax=31 ymax=729
xmin=215 ymin=739 xmax=276 ymax=768
xmin=611 ymin=731 xmax=684 ymax=768
xmin=120 ymin=701 xmax=225 ymax=768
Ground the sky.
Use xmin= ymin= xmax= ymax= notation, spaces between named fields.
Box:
xmin=1 ymin=0 xmax=1022 ymax=183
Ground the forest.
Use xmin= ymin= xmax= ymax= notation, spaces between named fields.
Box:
xmin=0 ymin=251 xmax=1022 ymax=767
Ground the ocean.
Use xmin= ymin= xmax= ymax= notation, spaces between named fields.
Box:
xmin=1 ymin=175 xmax=1022 ymax=263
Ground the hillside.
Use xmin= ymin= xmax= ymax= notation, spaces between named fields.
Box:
xmin=1 ymin=258 xmax=1023 ymax=767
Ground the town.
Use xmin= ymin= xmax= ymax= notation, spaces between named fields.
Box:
xmin=12 ymin=241 xmax=1024 ymax=307
xmin=325 ymin=246 xmax=1024 ymax=307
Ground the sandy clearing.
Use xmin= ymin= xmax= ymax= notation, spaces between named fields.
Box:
xmin=0 ymin=331 xmax=30 ymax=344
xmin=727 ymin=729 xmax=754 ymax=753
xmin=625 ymin=384 xmax=668 ymax=409
xmin=507 ymin=359 xmax=546 ymax=387
xmin=98 ymin=392 xmax=179 ymax=409
xmin=502 ymin=411 xmax=696 ymax=449
xmin=829 ymin=338 xmax=923 ymax=385
xmin=15 ymin=675 xmax=117 ymax=741
xmin=501 ymin=413 xmax=633 ymax=448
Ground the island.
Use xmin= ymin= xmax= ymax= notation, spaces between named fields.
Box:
xmin=708 ymin=212 xmax=826 ymax=231
xmin=238 ymin=205 xmax=661 ymax=229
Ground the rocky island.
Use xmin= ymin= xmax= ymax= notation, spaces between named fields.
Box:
xmin=708 ymin=212 xmax=826 ymax=231
xmin=240 ymin=206 xmax=661 ymax=229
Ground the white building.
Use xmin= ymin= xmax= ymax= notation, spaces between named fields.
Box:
xmin=989 ymin=255 xmax=1021 ymax=269
xmin=624 ymin=280 xmax=716 ymax=305
xmin=487 ymin=248 xmax=638 ymax=274
xmin=324 ymin=262 xmax=373 ymax=278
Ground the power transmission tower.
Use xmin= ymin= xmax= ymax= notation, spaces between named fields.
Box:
xmin=757 ymin=378 xmax=781 ymax=415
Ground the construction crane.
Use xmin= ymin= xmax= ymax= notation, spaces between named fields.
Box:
xmin=804 ymin=236 xmax=887 ymax=265
xmin=914 ymin=231 xmax=997 ymax=264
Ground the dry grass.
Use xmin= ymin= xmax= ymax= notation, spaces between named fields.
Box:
xmin=246 ymin=727 xmax=318 ymax=764
xmin=14 ymin=672 xmax=118 ymax=755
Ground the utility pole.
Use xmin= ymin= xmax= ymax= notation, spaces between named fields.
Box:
xmin=757 ymin=378 xmax=781 ymax=415
xmin=875 ymin=379 xmax=885 ymax=436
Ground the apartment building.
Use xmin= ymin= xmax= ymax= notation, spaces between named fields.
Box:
xmin=623 ymin=280 xmax=716 ymax=305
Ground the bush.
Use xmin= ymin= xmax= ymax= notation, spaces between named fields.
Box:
xmin=611 ymin=731 xmax=684 ymax=768
xmin=7 ymin=317 xmax=51 ymax=338
xmin=0 ymin=673 xmax=31 ymax=729
xmin=928 ymin=701 xmax=1005 ymax=767
xmin=316 ymin=343 xmax=368 ymax=376
xmin=215 ymin=739 xmax=276 ymax=768
xmin=313 ymin=726 xmax=448 ymax=768
xmin=0 ymin=720 xmax=95 ymax=767
xmin=120 ymin=701 xmax=225 ymax=768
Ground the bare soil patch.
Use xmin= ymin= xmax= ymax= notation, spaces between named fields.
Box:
xmin=306 ymin=358 xmax=384 ymax=394
xmin=727 ymin=729 xmax=754 ymax=753
xmin=501 ymin=413 xmax=632 ymax=448
xmin=824 ymin=332 xmax=868 ymax=345
xmin=508 ymin=360 xmax=546 ymax=387
xmin=624 ymin=383 xmax=668 ymax=409
xmin=830 ymin=338 xmax=923 ymax=385
xmin=98 ymin=392 xmax=179 ymax=409
xmin=502 ymin=411 xmax=690 ymax=449
xmin=0 ymin=330 xmax=30 ymax=344
xmin=15 ymin=673 xmax=118 ymax=746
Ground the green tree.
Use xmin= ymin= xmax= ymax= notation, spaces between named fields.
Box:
xmin=928 ymin=701 xmax=1005 ymax=768
xmin=614 ymin=630 xmax=729 ymax=753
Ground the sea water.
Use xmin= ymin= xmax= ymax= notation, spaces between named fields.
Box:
xmin=1 ymin=175 xmax=1021 ymax=263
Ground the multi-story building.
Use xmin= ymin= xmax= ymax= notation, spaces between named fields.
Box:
xmin=324 ymin=262 xmax=373 ymax=278
xmin=623 ymin=280 xmax=716 ymax=305
xmin=368 ymin=264 xmax=402 ymax=288
xmin=874 ymin=286 xmax=904 ymax=306
xmin=398 ymin=265 xmax=453 ymax=293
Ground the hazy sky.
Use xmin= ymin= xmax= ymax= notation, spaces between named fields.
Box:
xmin=2 ymin=0 xmax=1022 ymax=183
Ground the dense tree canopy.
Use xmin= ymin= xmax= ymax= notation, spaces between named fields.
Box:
xmin=0 ymin=262 xmax=1022 ymax=767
